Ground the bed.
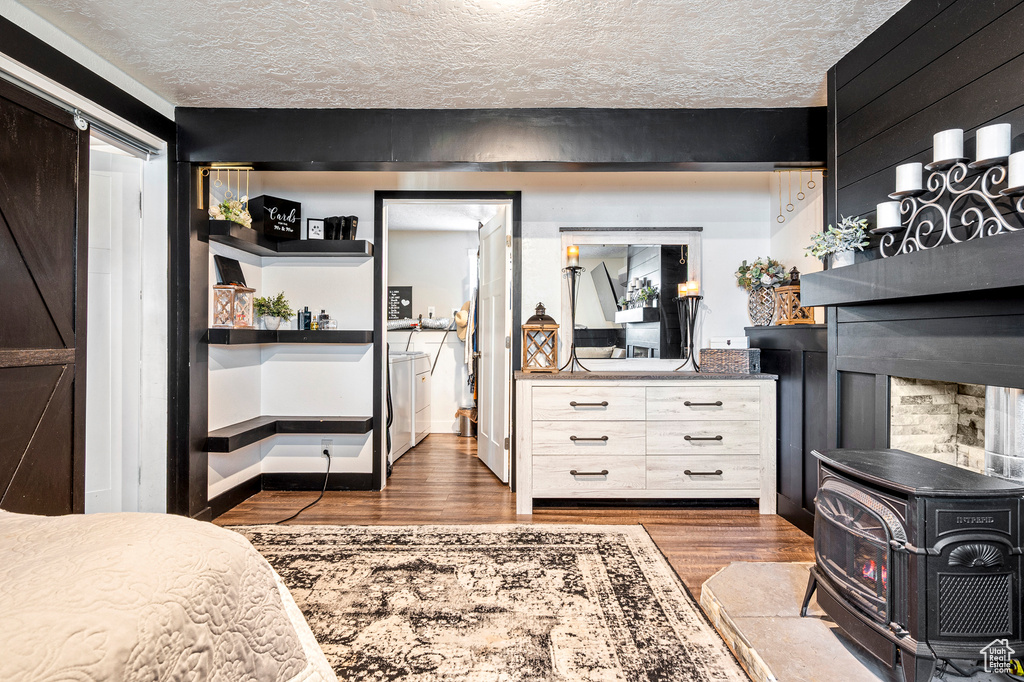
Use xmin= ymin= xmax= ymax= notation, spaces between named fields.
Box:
xmin=0 ymin=510 xmax=336 ymax=681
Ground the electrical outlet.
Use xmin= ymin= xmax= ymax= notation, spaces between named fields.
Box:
xmin=428 ymin=306 xmax=435 ymax=318
xmin=321 ymin=439 xmax=333 ymax=457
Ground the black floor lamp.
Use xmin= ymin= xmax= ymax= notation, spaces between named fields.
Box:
xmin=560 ymin=246 xmax=589 ymax=372
xmin=674 ymin=281 xmax=702 ymax=372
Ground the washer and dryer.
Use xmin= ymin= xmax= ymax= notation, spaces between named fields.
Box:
xmin=388 ymin=351 xmax=431 ymax=462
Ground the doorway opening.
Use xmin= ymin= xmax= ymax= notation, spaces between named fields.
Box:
xmin=378 ymin=192 xmax=520 ymax=496
xmin=84 ymin=134 xmax=168 ymax=513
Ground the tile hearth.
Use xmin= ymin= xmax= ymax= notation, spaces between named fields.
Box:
xmin=700 ymin=562 xmax=1006 ymax=682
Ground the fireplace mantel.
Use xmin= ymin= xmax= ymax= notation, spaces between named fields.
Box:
xmin=801 ymin=231 xmax=1024 ymax=308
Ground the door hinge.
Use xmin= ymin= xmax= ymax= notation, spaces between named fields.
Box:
xmin=504 ymin=437 xmax=510 ymax=450
xmin=505 ymin=335 xmax=511 ymax=349
xmin=506 ymin=235 xmax=511 ymax=247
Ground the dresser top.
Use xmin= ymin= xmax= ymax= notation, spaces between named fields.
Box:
xmin=514 ymin=370 xmax=777 ymax=381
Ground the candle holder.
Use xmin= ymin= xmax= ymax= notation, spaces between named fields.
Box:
xmin=880 ymin=161 xmax=1023 ymax=257
xmin=673 ymin=295 xmax=703 ymax=372
xmin=559 ymin=266 xmax=589 ymax=373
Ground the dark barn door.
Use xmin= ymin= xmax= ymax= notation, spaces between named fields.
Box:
xmin=0 ymin=80 xmax=88 ymax=514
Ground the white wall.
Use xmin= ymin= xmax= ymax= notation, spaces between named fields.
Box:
xmin=209 ymin=171 xmax=777 ymax=495
xmin=769 ymin=171 xmax=825 ymax=323
xmin=388 ymin=229 xmax=477 ymax=321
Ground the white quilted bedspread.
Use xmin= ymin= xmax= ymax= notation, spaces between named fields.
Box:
xmin=0 ymin=510 xmax=336 ymax=682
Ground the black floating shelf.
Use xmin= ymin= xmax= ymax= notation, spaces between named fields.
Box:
xmin=208 ymin=328 xmax=374 ymax=345
xmin=208 ymin=220 xmax=373 ymax=258
xmin=206 ymin=415 xmax=374 ymax=452
xmin=801 ymin=231 xmax=1024 ymax=308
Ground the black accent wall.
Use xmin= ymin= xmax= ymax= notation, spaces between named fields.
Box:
xmin=826 ymin=0 xmax=1024 ymax=257
xmin=815 ymin=0 xmax=1024 ymax=453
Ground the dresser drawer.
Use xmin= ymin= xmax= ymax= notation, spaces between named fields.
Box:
xmin=646 ymin=455 xmax=760 ymax=491
xmin=532 ymin=456 xmax=646 ymax=492
xmin=646 ymin=386 xmax=760 ymax=421
xmin=532 ymin=421 xmax=645 ymax=455
xmin=532 ymin=386 xmax=645 ymax=421
xmin=646 ymin=420 xmax=760 ymax=455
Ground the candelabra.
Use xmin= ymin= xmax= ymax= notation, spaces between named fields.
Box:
xmin=560 ymin=266 xmax=589 ymax=372
xmin=874 ymin=125 xmax=1024 ymax=257
xmin=674 ymin=294 xmax=702 ymax=372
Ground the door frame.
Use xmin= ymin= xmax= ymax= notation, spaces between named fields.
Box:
xmin=373 ymin=190 xmax=522 ymax=491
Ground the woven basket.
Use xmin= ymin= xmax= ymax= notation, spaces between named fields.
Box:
xmin=700 ymin=348 xmax=761 ymax=374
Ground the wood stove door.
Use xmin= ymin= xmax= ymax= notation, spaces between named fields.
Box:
xmin=815 ymin=479 xmax=907 ymax=625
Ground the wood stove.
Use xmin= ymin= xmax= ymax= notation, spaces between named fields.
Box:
xmin=802 ymin=448 xmax=1024 ymax=682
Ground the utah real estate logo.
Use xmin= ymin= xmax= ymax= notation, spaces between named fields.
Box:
xmin=981 ymin=638 xmax=1017 ymax=674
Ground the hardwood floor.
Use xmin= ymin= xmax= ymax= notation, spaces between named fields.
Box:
xmin=215 ymin=433 xmax=814 ymax=599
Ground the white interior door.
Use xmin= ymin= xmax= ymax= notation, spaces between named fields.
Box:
xmin=477 ymin=206 xmax=512 ymax=482
xmin=85 ymin=149 xmax=143 ymax=513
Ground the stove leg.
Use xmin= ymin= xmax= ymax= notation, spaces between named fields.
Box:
xmin=899 ymin=651 xmax=936 ymax=682
xmin=800 ymin=569 xmax=817 ymax=617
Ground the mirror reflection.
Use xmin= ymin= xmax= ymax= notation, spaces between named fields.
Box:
xmin=573 ymin=244 xmax=689 ymax=359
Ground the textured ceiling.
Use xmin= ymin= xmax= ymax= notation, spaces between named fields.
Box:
xmin=387 ymin=201 xmax=500 ymax=231
xmin=18 ymin=0 xmax=907 ymax=109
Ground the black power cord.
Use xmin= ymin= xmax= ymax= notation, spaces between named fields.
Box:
xmin=276 ymin=449 xmax=331 ymax=524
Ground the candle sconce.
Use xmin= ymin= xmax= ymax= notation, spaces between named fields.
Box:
xmin=876 ymin=125 xmax=1024 ymax=258
xmin=560 ymin=265 xmax=589 ymax=373
xmin=674 ymin=292 xmax=702 ymax=372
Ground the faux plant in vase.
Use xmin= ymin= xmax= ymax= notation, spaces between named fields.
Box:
xmin=735 ymin=257 xmax=787 ymax=326
xmin=254 ymin=292 xmax=293 ymax=331
xmin=805 ymin=216 xmax=869 ymax=268
xmin=637 ymin=285 xmax=659 ymax=307
xmin=209 ymin=197 xmax=253 ymax=229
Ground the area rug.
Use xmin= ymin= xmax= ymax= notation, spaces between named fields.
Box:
xmin=235 ymin=524 xmax=747 ymax=681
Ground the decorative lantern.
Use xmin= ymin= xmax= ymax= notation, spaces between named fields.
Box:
xmin=212 ymin=284 xmax=255 ymax=328
xmin=775 ymin=269 xmax=814 ymax=326
xmin=522 ymin=302 xmax=559 ymax=373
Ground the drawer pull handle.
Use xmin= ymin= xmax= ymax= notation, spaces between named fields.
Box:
xmin=685 ymin=469 xmax=723 ymax=476
xmin=684 ymin=400 xmax=723 ymax=407
xmin=570 ymin=435 xmax=609 ymax=442
xmin=570 ymin=469 xmax=609 ymax=476
xmin=684 ymin=435 xmax=724 ymax=441
xmin=570 ymin=401 xmax=609 ymax=407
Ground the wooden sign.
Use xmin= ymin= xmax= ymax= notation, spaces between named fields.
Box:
xmin=388 ymin=286 xmax=412 ymax=320
xmin=249 ymin=195 xmax=301 ymax=240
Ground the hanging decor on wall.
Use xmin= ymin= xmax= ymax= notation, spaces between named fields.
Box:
xmin=774 ymin=170 xmax=823 ymax=224
xmin=874 ymin=124 xmax=1024 ymax=258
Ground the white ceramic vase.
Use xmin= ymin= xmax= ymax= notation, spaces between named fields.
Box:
xmin=831 ymin=251 xmax=856 ymax=268
xmin=263 ymin=315 xmax=283 ymax=331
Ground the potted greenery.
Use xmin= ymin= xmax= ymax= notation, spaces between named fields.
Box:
xmin=805 ymin=216 xmax=869 ymax=268
xmin=253 ymin=292 xmax=293 ymax=330
xmin=735 ymin=257 xmax=787 ymax=326
xmin=637 ymin=285 xmax=659 ymax=307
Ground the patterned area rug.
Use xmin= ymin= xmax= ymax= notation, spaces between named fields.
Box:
xmin=236 ymin=524 xmax=747 ymax=681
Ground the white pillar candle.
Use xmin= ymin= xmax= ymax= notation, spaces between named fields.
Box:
xmin=566 ymin=245 xmax=579 ymax=267
xmin=933 ymin=128 xmax=964 ymax=163
xmin=895 ymin=162 xmax=923 ymax=193
xmin=1009 ymin=151 xmax=1024 ymax=188
xmin=976 ymin=123 xmax=1011 ymax=162
xmin=877 ymin=201 xmax=902 ymax=230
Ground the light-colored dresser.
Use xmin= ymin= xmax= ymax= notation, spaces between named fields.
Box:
xmin=515 ymin=371 xmax=777 ymax=514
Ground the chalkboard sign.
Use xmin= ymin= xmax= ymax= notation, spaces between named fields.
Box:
xmin=249 ymin=195 xmax=301 ymax=240
xmin=388 ymin=286 xmax=412 ymax=320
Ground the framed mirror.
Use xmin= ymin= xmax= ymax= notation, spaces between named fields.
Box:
xmin=559 ymin=227 xmax=702 ymax=366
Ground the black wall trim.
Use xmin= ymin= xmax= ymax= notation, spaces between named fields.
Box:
xmin=176 ymin=107 xmax=825 ymax=170
xmin=208 ymin=474 xmax=262 ymax=519
xmin=0 ymin=16 xmax=174 ymax=140
xmin=262 ymin=472 xmax=375 ymax=491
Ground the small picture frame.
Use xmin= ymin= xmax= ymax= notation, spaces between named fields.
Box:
xmin=307 ymin=218 xmax=325 ymax=240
